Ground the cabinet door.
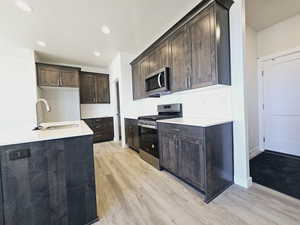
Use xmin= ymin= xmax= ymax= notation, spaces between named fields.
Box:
xmin=148 ymin=40 xmax=170 ymax=74
xmin=178 ymin=135 xmax=206 ymax=190
xmin=133 ymin=121 xmax=140 ymax=150
xmin=132 ymin=57 xmax=149 ymax=100
xmin=125 ymin=119 xmax=130 ymax=145
xmin=95 ymin=74 xmax=110 ymax=103
xmin=131 ymin=57 xmax=148 ymax=100
xmin=80 ymin=73 xmax=96 ymax=104
xmin=139 ymin=57 xmax=149 ymax=98
xmin=125 ymin=119 xmax=139 ymax=150
xmin=169 ymin=25 xmax=191 ymax=92
xmin=0 ymin=141 xmax=68 ymax=225
xmin=64 ymin=136 xmax=97 ymax=225
xmin=131 ymin=63 xmax=140 ymax=100
xmin=125 ymin=120 xmax=134 ymax=147
xmin=159 ymin=131 xmax=178 ymax=174
xmin=60 ymin=69 xmax=80 ymax=87
xmin=189 ymin=6 xmax=216 ymax=88
xmin=128 ymin=125 xmax=134 ymax=148
xmin=37 ymin=65 xmax=60 ymax=87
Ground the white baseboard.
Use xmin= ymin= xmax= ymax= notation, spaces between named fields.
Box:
xmin=247 ymin=176 xmax=253 ymax=187
xmin=113 ymin=137 xmax=119 ymax=142
xmin=249 ymin=146 xmax=263 ymax=159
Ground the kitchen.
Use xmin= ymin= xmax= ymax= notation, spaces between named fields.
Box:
xmin=1 ymin=0 xmax=300 ymax=225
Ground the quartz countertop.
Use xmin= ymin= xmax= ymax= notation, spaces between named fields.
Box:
xmin=0 ymin=120 xmax=93 ymax=147
xmin=157 ymin=117 xmax=233 ymax=127
xmin=124 ymin=115 xmax=139 ymax=120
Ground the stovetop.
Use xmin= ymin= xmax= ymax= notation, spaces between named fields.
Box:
xmin=138 ymin=114 xmax=181 ymax=121
xmin=138 ymin=103 xmax=183 ymax=123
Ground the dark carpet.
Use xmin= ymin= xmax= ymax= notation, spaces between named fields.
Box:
xmin=250 ymin=150 xmax=300 ymax=200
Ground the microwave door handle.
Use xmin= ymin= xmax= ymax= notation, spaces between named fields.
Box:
xmin=158 ymin=73 xmax=162 ymax=88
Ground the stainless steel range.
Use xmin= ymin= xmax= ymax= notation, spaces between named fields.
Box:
xmin=138 ymin=104 xmax=182 ymax=169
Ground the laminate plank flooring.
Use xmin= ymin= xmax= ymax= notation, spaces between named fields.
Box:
xmin=93 ymin=141 xmax=300 ymax=225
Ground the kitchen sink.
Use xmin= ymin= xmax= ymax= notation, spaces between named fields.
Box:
xmin=36 ymin=121 xmax=80 ymax=131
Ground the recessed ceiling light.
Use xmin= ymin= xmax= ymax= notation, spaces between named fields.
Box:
xmin=37 ymin=41 xmax=46 ymax=47
xmin=101 ymin=25 xmax=111 ymax=34
xmin=15 ymin=0 xmax=32 ymax=12
xmin=93 ymin=51 xmax=101 ymax=57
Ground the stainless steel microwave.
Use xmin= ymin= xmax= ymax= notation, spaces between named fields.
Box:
xmin=145 ymin=67 xmax=170 ymax=97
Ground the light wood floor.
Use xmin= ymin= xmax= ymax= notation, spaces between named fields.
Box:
xmin=93 ymin=141 xmax=300 ymax=225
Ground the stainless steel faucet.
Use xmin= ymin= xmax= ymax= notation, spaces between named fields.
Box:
xmin=35 ymin=98 xmax=51 ymax=129
xmin=37 ymin=98 xmax=51 ymax=112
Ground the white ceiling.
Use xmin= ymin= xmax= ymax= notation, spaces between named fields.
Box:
xmin=0 ymin=0 xmax=201 ymax=68
xmin=246 ymin=0 xmax=300 ymax=31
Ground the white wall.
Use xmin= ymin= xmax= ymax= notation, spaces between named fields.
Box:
xmin=257 ymin=13 xmax=300 ymax=57
xmin=39 ymin=87 xmax=80 ymax=122
xmin=245 ymin=26 xmax=260 ymax=156
xmin=229 ymin=0 xmax=250 ymax=188
xmin=80 ymin=104 xmax=112 ymax=119
xmin=0 ymin=42 xmax=37 ymax=131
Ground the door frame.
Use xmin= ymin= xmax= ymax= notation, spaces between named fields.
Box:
xmin=116 ymin=80 xmax=121 ymax=141
xmin=257 ymin=46 xmax=300 ymax=152
xmin=113 ymin=78 xmax=122 ymax=142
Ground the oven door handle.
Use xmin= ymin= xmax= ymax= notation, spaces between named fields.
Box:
xmin=138 ymin=124 xmax=157 ymax=130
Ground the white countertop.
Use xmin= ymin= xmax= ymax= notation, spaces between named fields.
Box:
xmin=0 ymin=120 xmax=93 ymax=147
xmin=124 ymin=115 xmax=139 ymax=120
xmin=157 ymin=117 xmax=233 ymax=127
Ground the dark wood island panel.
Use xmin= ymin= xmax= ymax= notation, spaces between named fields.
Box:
xmin=0 ymin=135 xmax=98 ymax=225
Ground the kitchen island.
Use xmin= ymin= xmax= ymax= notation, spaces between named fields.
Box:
xmin=0 ymin=121 xmax=98 ymax=225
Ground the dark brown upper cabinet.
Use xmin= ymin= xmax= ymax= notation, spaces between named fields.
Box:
xmin=80 ymin=73 xmax=95 ymax=103
xmin=130 ymin=0 xmax=233 ymax=100
xmin=36 ymin=63 xmax=80 ymax=88
xmin=132 ymin=56 xmax=148 ymax=100
xmin=169 ymin=25 xmax=191 ymax=92
xmin=188 ymin=4 xmax=231 ymax=88
xmin=188 ymin=5 xmax=216 ymax=88
xmin=60 ymin=68 xmax=80 ymax=87
xmin=148 ymin=40 xmax=170 ymax=75
xmin=80 ymin=72 xmax=110 ymax=104
xmin=132 ymin=63 xmax=141 ymax=100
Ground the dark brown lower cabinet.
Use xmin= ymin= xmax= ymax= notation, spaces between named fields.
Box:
xmin=158 ymin=122 xmax=233 ymax=203
xmin=178 ymin=135 xmax=206 ymax=191
xmin=0 ymin=135 xmax=98 ymax=225
xmin=125 ymin=118 xmax=139 ymax=151
xmin=159 ymin=130 xmax=178 ymax=174
xmin=83 ymin=117 xmax=114 ymax=143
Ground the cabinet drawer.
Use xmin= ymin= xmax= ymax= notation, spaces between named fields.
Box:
xmin=84 ymin=117 xmax=114 ymax=143
xmin=158 ymin=122 xmax=204 ymax=138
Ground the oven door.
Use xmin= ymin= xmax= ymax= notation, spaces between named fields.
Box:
xmin=139 ymin=125 xmax=159 ymax=158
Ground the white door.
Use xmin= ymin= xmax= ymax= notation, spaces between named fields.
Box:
xmin=263 ymin=52 xmax=300 ymax=156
